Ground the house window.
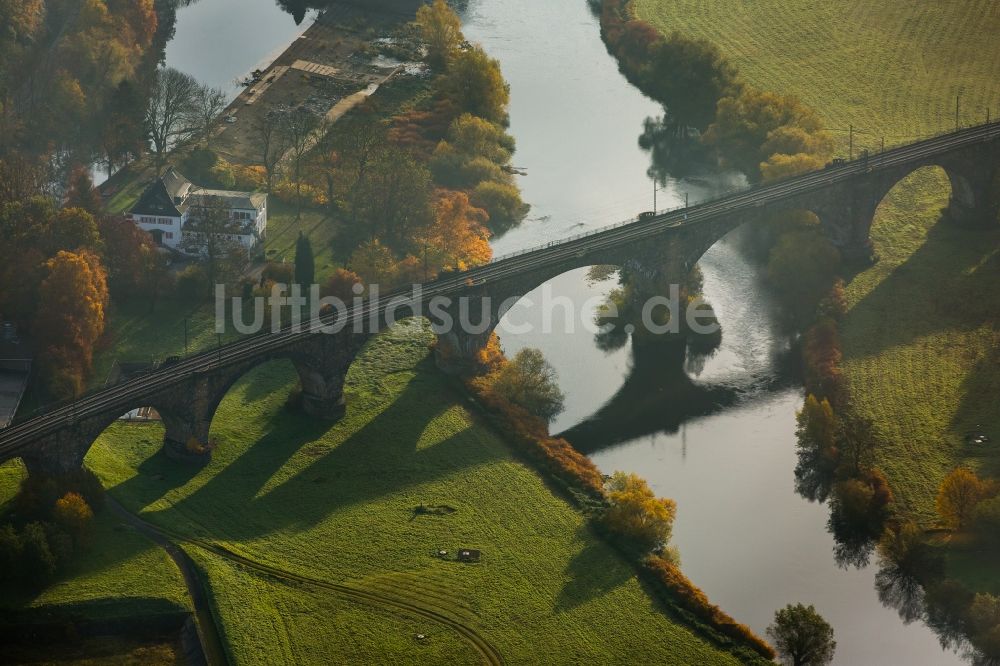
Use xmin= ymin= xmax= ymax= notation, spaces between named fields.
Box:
xmin=159 ymin=217 xmax=173 ymax=226
xmin=164 ymin=231 xmax=174 ymax=239
xmin=140 ymin=216 xmax=155 ymax=224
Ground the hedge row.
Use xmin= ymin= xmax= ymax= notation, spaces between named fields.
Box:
xmin=643 ymin=554 xmax=776 ymax=659
xmin=465 ymin=373 xmax=605 ymax=499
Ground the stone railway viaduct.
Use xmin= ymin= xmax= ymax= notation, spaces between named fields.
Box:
xmin=3 ymin=121 xmax=999 ymax=478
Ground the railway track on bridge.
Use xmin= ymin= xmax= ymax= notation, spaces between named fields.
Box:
xmin=2 ymin=119 xmax=998 ymax=460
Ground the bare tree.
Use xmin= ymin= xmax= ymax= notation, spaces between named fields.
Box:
xmin=333 ymin=114 xmax=387 ymax=222
xmin=255 ymin=109 xmax=285 ymax=192
xmin=145 ymin=67 xmax=199 ymax=171
xmin=194 ymin=84 xmax=227 ymax=149
xmin=280 ymin=107 xmax=319 ymax=219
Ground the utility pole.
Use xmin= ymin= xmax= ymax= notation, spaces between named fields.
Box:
xmin=685 ymin=191 xmax=689 ymax=208
xmin=849 ymin=124 xmax=854 ymax=160
xmin=652 ymin=177 xmax=657 ymax=213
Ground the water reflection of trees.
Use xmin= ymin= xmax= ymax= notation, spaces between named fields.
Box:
xmin=560 ymin=267 xmax=795 ymax=452
xmin=276 ymin=0 xmax=436 ymax=24
xmin=875 ymin=560 xmax=927 ymax=624
xmin=639 ymin=116 xmax=713 ymax=183
xmin=788 ymin=375 xmax=1000 ymax=660
xmin=861 ymin=508 xmax=1000 ymax=663
xmin=827 ymin=505 xmax=878 ymax=569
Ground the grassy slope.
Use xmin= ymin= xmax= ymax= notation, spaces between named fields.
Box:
xmin=80 ymin=200 xmax=335 ymax=396
xmin=634 ymin=0 xmax=1000 ymax=520
xmin=634 ymin=0 xmax=1000 ymax=154
xmin=87 ymin=321 xmax=739 ymax=664
xmin=186 ymin=548 xmax=478 ymax=664
xmin=0 ymin=462 xmax=192 ymax=622
xmin=841 ymin=171 xmax=1000 ymax=520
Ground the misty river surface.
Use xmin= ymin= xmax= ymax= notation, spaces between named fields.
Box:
xmin=164 ymin=0 xmax=962 ymax=662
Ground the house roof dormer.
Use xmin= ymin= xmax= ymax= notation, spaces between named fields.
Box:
xmin=161 ymin=166 xmax=193 ymax=202
xmin=130 ymin=167 xmax=193 ymax=218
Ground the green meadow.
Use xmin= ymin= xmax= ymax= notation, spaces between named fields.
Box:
xmin=78 ymin=321 xmax=741 ymax=664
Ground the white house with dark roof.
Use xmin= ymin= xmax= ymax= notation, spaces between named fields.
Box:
xmin=126 ymin=167 xmax=267 ymax=255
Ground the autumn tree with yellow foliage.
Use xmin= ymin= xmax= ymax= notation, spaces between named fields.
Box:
xmin=35 ymin=250 xmax=110 ymax=398
xmin=439 ymin=45 xmax=511 ymax=127
xmin=418 ymin=189 xmax=492 ymax=272
xmin=703 ymin=87 xmax=833 ymax=181
xmin=53 ymin=492 xmax=94 ymax=545
xmin=602 ymin=471 xmax=678 ymax=553
xmin=936 ymin=468 xmax=998 ymax=530
xmin=415 ymin=0 xmax=463 ymax=70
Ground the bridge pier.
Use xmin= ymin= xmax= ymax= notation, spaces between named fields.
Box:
xmin=941 ymin=150 xmax=1000 ymax=227
xmin=291 ymin=331 xmax=369 ymax=418
xmin=808 ymin=181 xmax=886 ymax=265
xmin=435 ymin=328 xmax=495 ymax=375
xmin=295 ymin=360 xmax=350 ymax=418
xmin=21 ymin=428 xmax=100 ymax=478
xmin=155 ymin=370 xmax=244 ymax=464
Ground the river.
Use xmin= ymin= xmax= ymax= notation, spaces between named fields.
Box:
xmin=163 ymin=0 xmax=315 ymax=100
xmin=164 ymin=0 xmax=962 ymax=662
xmin=462 ymin=0 xmax=963 ymax=663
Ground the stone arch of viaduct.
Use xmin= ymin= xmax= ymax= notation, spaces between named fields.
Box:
xmin=12 ymin=131 xmax=999 ymax=477
xmin=22 ymin=330 xmax=371 ymax=476
xmin=439 ymin=139 xmax=999 ymax=362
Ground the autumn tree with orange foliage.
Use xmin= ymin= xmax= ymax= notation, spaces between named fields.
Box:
xmin=53 ymin=492 xmax=94 ymax=545
xmin=602 ymin=471 xmax=677 ymax=553
xmin=0 ymin=199 xmax=103 ymax=325
xmin=97 ymin=216 xmax=168 ymax=304
xmin=416 ymin=190 xmax=492 ymax=275
xmin=322 ymin=268 xmax=363 ymax=302
xmin=937 ymin=468 xmax=998 ymax=530
xmin=35 ymin=250 xmax=109 ymax=398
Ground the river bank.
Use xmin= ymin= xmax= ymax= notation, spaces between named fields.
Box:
xmin=619 ymin=0 xmax=1000 ymax=659
xmin=211 ymin=3 xmax=414 ymax=168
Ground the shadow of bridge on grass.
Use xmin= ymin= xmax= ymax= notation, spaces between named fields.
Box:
xmin=115 ymin=357 xmax=504 ymax=543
